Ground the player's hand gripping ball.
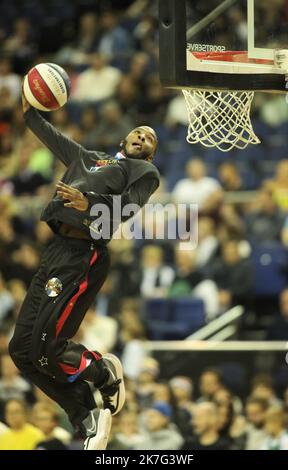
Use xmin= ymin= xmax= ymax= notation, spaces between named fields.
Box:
xmin=23 ymin=63 xmax=70 ymax=112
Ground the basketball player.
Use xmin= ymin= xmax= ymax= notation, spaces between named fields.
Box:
xmin=9 ymin=93 xmax=160 ymax=450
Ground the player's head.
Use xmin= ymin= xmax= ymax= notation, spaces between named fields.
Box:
xmin=120 ymin=126 xmax=158 ymax=162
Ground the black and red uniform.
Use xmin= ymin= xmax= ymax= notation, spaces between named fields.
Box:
xmin=9 ymin=108 xmax=159 ymax=426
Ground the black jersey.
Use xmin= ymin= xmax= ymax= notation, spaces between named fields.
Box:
xmin=24 ymin=108 xmax=160 ymax=243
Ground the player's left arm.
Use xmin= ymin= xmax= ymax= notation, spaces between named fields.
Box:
xmin=22 ymin=91 xmax=84 ymax=168
xmin=84 ymin=175 xmax=160 ymax=219
xmin=56 ymin=175 xmax=160 ymax=218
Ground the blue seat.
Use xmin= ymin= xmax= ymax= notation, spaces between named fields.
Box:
xmin=172 ymin=298 xmax=205 ymax=332
xmin=251 ymin=244 xmax=288 ymax=297
xmin=145 ymin=298 xmax=205 ymax=340
xmin=145 ymin=298 xmax=171 ymax=323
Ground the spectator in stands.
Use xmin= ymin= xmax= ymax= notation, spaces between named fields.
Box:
xmin=128 ymin=52 xmax=151 ymax=88
xmin=183 ymin=401 xmax=230 ymax=450
xmin=265 ymin=160 xmax=288 ymax=212
xmin=259 ymin=95 xmax=288 ymax=127
xmin=109 ymin=239 xmax=141 ymax=301
xmin=172 ymin=159 xmax=223 ymax=214
xmin=266 ymin=288 xmax=288 ymax=340
xmin=207 ymin=240 xmax=254 ymax=310
xmin=169 ymin=243 xmax=219 ymax=320
xmin=245 ymin=188 xmax=284 ymax=243
xmin=261 ymin=406 xmax=288 ymax=450
xmin=196 ymin=217 xmax=219 ymax=268
xmin=75 ymin=307 xmax=118 ymax=354
xmin=153 ymin=382 xmax=175 ymax=405
xmin=214 ymin=386 xmax=243 ymax=415
xmin=32 ymin=402 xmax=70 ymax=450
xmin=80 ymin=107 xmax=99 ymax=150
xmin=116 ymin=75 xmax=140 ymax=118
xmin=281 ymin=215 xmax=288 ymax=247
xmin=120 ymin=308 xmax=147 ymax=381
xmin=0 ymin=398 xmax=44 ymax=450
xmin=0 ymin=354 xmax=33 ymax=411
xmin=98 ymin=10 xmax=134 ymax=62
xmin=0 ymin=57 xmax=21 ymax=105
xmin=244 ymin=397 xmax=268 ymax=450
xmin=170 ymin=376 xmax=194 ymax=414
xmin=2 ymin=241 xmax=39 ymax=288
xmin=250 ymin=375 xmax=282 ymax=406
xmin=86 ymin=100 xmax=135 ymax=152
xmin=165 ymin=93 xmax=189 ymax=128
xmin=137 ymin=75 xmax=171 ymax=125
xmin=136 ymin=357 xmax=159 ymax=409
xmin=108 ymin=411 xmax=142 ymax=450
xmin=213 ymin=388 xmax=246 ymax=448
xmin=50 ymin=107 xmax=70 ymax=135
xmin=218 ymin=162 xmax=243 ymax=192
xmin=7 ymin=279 xmax=26 ymax=322
xmin=72 ymin=53 xmax=122 ymax=102
xmin=0 ymin=420 xmax=8 ymax=437
xmin=169 ymin=376 xmax=194 ymax=438
xmin=0 ymin=85 xmax=15 ymax=114
xmin=218 ymin=204 xmax=245 ymax=242
xmin=139 ymin=245 xmax=175 ymax=298
xmin=198 ymin=368 xmax=223 ymax=401
xmin=0 ymin=274 xmax=14 ymax=325
xmin=135 ymin=401 xmax=184 ymax=450
xmin=33 ymin=387 xmax=73 ymax=435
xmin=169 ymin=244 xmax=203 ymax=297
xmin=2 ymin=18 xmax=36 ymax=73
xmin=0 ymin=328 xmax=9 ymax=355
xmin=76 ymin=13 xmax=99 ymax=55
xmin=8 ymin=142 xmax=51 ymax=195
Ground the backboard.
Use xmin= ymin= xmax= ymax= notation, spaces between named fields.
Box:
xmin=159 ymin=0 xmax=288 ymax=92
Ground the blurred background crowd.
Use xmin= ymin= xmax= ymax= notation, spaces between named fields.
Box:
xmin=0 ymin=0 xmax=287 ymax=450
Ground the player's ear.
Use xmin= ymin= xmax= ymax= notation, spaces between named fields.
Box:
xmin=120 ymin=140 xmax=124 ymax=148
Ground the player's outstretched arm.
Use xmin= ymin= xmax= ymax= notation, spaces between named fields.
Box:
xmin=22 ymin=87 xmax=84 ymax=167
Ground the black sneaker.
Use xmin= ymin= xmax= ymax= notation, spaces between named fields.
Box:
xmin=99 ymin=353 xmax=126 ymax=415
xmin=82 ymin=409 xmax=112 ymax=450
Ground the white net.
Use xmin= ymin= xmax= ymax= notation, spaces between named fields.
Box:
xmin=183 ymin=89 xmax=260 ymax=152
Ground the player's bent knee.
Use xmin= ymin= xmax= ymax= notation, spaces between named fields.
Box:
xmin=8 ymin=336 xmax=30 ymax=372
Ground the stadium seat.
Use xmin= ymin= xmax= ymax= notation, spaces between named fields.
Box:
xmin=145 ymin=298 xmax=171 ymax=323
xmin=172 ymin=298 xmax=205 ymax=332
xmin=251 ymin=244 xmax=288 ymax=297
xmin=145 ymin=297 xmax=205 ymax=340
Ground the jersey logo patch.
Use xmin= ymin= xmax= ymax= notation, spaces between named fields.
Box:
xmin=90 ymin=159 xmax=119 ymax=172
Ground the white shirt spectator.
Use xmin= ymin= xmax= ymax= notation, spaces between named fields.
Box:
xmin=80 ymin=309 xmax=118 ymax=354
xmin=261 ymin=432 xmax=288 ymax=450
xmin=140 ymin=266 xmax=175 ymax=298
xmin=122 ymin=340 xmax=147 ymax=381
xmin=196 ymin=235 xmax=219 ymax=267
xmin=72 ymin=59 xmax=121 ymax=102
xmin=165 ymin=94 xmax=189 ymax=126
xmin=0 ymin=57 xmax=21 ymax=102
xmin=173 ymin=176 xmax=221 ymax=208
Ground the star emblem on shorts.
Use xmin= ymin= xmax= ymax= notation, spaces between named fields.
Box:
xmin=38 ymin=356 xmax=48 ymax=367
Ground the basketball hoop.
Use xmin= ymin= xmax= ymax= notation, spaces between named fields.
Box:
xmin=183 ymin=50 xmax=288 ymax=152
xmin=183 ymin=88 xmax=259 ymax=152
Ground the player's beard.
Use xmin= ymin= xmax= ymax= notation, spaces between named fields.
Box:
xmin=122 ymin=140 xmax=151 ymax=160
